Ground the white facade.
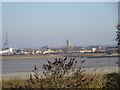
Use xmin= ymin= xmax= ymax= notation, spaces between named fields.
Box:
xmin=92 ymin=48 xmax=96 ymax=52
xmin=9 ymin=48 xmax=13 ymax=53
xmin=0 ymin=48 xmax=13 ymax=55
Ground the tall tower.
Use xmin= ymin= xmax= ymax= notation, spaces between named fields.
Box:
xmin=4 ymin=33 xmax=9 ymax=49
xmin=66 ymin=37 xmax=70 ymax=47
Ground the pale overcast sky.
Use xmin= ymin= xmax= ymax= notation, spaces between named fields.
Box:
xmin=2 ymin=2 xmax=118 ymax=48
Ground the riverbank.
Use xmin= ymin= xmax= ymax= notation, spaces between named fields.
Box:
xmin=1 ymin=53 xmax=119 ymax=60
xmin=2 ymin=54 xmax=64 ymax=60
xmin=2 ymin=72 xmax=120 ymax=88
xmin=2 ymin=67 xmax=119 ymax=80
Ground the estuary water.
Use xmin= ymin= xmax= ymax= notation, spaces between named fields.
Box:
xmin=2 ymin=57 xmax=118 ymax=74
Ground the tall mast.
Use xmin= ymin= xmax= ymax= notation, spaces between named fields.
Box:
xmin=4 ymin=33 xmax=9 ymax=49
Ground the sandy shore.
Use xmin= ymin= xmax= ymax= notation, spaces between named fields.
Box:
xmin=2 ymin=67 xmax=119 ymax=80
xmin=2 ymin=54 xmax=64 ymax=60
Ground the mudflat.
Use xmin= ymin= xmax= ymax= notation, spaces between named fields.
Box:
xmin=1 ymin=53 xmax=119 ymax=60
xmin=2 ymin=54 xmax=64 ymax=60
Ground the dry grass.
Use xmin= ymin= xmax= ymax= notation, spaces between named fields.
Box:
xmin=2 ymin=57 xmax=120 ymax=89
xmin=3 ymin=72 xmax=120 ymax=89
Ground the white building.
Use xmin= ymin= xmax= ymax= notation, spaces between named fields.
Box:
xmin=92 ymin=48 xmax=97 ymax=52
xmin=0 ymin=48 xmax=13 ymax=55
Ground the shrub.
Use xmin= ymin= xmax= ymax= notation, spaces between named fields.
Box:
xmin=42 ymin=57 xmax=78 ymax=79
xmin=3 ymin=57 xmax=119 ymax=89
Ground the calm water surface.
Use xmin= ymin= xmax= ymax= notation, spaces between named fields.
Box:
xmin=2 ymin=57 xmax=118 ymax=74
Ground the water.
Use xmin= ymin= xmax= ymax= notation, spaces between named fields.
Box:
xmin=2 ymin=57 xmax=118 ymax=74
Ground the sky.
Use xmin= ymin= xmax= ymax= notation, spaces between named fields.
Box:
xmin=0 ymin=2 xmax=2 ymax=49
xmin=2 ymin=2 xmax=118 ymax=48
xmin=118 ymin=1 xmax=120 ymax=24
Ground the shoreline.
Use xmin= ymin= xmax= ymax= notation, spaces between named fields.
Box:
xmin=2 ymin=66 xmax=119 ymax=80
xmin=1 ymin=54 xmax=64 ymax=60
xmin=1 ymin=53 xmax=119 ymax=60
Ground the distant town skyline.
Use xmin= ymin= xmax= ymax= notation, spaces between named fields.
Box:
xmin=2 ymin=2 xmax=118 ymax=48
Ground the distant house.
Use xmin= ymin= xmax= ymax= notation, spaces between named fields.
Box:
xmin=0 ymin=48 xmax=13 ymax=55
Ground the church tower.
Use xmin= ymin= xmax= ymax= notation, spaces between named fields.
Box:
xmin=66 ymin=37 xmax=70 ymax=47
